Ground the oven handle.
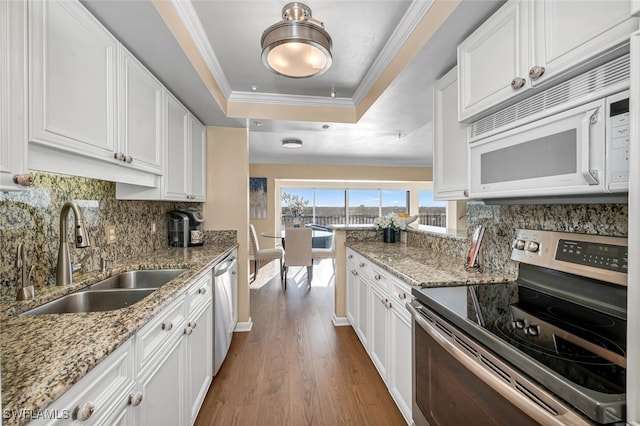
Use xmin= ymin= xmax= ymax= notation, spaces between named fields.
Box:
xmin=407 ymin=302 xmax=590 ymax=426
xmin=581 ymin=107 xmax=600 ymax=185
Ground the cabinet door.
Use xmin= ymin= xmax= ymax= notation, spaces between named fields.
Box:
xmin=355 ymin=272 xmax=369 ymax=347
xmin=135 ymin=337 xmax=185 ymax=426
xmin=164 ymin=93 xmax=189 ymax=200
xmin=389 ymin=307 xmax=412 ymax=425
xmin=346 ymin=259 xmax=358 ymax=326
xmin=0 ymin=0 xmax=29 ymax=191
xmin=633 ymin=0 xmax=640 ymax=16
xmin=29 ymin=0 xmax=117 ymax=158
xmin=458 ymin=0 xmax=530 ymax=122
xmin=434 ymin=67 xmax=469 ymax=201
xmin=368 ymin=283 xmax=390 ymax=382
xmin=189 ymin=116 xmax=206 ymax=201
xmin=531 ymin=1 xmax=638 ymax=88
xmin=186 ymin=301 xmax=213 ymax=425
xmin=120 ymin=48 xmax=163 ymax=174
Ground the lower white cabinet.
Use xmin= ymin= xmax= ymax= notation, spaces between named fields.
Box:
xmin=33 ymin=268 xmax=214 ymax=425
xmin=344 ymin=248 xmax=412 ymax=424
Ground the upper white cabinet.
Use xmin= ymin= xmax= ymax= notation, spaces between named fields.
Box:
xmin=119 ymin=47 xmax=163 ymax=175
xmin=165 ymin=93 xmax=190 ymax=200
xmin=433 ymin=67 xmax=469 ymax=201
xmin=458 ymin=0 xmax=638 ymax=123
xmin=633 ymin=0 xmax=640 ymax=16
xmin=0 ymin=0 xmax=30 ymax=191
xmin=28 ymin=0 xmax=118 ymax=159
xmin=189 ymin=118 xmax=206 ymax=202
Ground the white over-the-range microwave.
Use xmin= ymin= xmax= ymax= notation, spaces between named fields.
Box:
xmin=468 ymin=56 xmax=630 ymax=201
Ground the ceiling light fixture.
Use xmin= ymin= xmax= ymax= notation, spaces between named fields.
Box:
xmin=282 ymin=138 xmax=303 ymax=149
xmin=261 ymin=2 xmax=333 ymax=78
xmin=330 ymin=89 xmax=336 ymax=98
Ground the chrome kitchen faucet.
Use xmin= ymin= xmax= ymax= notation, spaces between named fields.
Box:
xmin=56 ymin=201 xmax=91 ymax=286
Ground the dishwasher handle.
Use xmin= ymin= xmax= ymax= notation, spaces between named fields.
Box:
xmin=214 ymin=257 xmax=237 ymax=277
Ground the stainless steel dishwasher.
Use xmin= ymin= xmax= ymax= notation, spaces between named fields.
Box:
xmin=213 ymin=250 xmax=238 ymax=375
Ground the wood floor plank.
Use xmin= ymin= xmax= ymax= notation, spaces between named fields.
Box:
xmin=194 ymin=259 xmax=406 ymax=425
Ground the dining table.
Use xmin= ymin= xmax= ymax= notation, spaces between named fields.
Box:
xmin=260 ymin=227 xmax=333 ymax=249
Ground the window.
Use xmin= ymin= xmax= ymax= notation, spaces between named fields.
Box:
xmin=418 ymin=190 xmax=446 ymax=227
xmin=347 ymin=189 xmax=379 ymax=225
xmin=381 ymin=190 xmax=409 ymax=216
xmin=314 ymin=189 xmax=346 ymax=226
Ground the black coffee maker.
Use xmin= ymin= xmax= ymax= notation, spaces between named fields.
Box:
xmin=167 ymin=210 xmax=204 ymax=247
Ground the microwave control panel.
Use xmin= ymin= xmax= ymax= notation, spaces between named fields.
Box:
xmin=606 ymin=92 xmax=630 ymax=190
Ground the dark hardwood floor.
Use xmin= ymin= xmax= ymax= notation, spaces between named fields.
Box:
xmin=194 ymin=259 xmax=406 ymax=426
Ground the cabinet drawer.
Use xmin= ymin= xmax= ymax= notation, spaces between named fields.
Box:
xmin=136 ymin=293 xmax=186 ymax=374
xmin=187 ymin=271 xmax=212 ymax=315
xmin=369 ymin=265 xmax=389 ymax=293
xmin=33 ymin=340 xmax=135 ymax=425
xmin=389 ymin=278 xmax=412 ymax=318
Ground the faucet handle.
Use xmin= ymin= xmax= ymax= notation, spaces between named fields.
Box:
xmin=15 ymin=243 xmax=24 ymax=268
xmin=100 ymin=258 xmax=111 ymax=273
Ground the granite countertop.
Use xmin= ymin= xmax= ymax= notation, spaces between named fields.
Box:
xmin=345 ymin=241 xmax=516 ymax=287
xmin=0 ymin=243 xmax=236 ymax=425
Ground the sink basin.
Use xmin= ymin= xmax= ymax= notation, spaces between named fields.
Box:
xmin=89 ymin=269 xmax=187 ymax=290
xmin=22 ymin=289 xmax=155 ymax=316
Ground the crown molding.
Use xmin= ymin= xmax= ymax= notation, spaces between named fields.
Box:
xmin=352 ymin=0 xmax=435 ymax=105
xmin=229 ymin=91 xmax=354 ymax=109
xmin=172 ymin=0 xmax=232 ymax=98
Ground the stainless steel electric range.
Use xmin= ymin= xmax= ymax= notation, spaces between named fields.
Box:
xmin=409 ymin=229 xmax=628 ymax=426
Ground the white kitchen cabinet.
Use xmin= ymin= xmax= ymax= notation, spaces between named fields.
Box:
xmin=0 ymin=0 xmax=30 ymax=191
xmin=633 ymin=0 xmax=640 ymax=16
xmin=185 ymin=299 xmax=213 ymax=425
xmin=355 ymin=264 xmax=369 ymax=348
xmin=31 ymin=340 xmax=135 ymax=426
xmin=458 ymin=0 xmax=638 ymax=123
xmin=368 ymin=281 xmax=390 ymax=382
xmin=433 ymin=67 xmax=469 ymax=201
xmin=345 ymin=251 xmax=358 ymax=326
xmin=27 ymin=0 xmax=159 ymax=187
xmin=116 ymin=93 xmax=206 ymax=202
xmin=458 ymin=0 xmax=529 ymax=122
xmin=118 ymin=47 xmax=163 ymax=175
xmin=388 ymin=278 xmax=413 ymax=425
xmin=134 ymin=335 xmax=185 ymax=426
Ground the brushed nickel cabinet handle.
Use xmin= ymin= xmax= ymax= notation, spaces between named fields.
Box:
xmin=162 ymin=321 xmax=173 ymax=331
xmin=528 ymin=65 xmax=545 ymax=80
xmin=73 ymin=402 xmax=94 ymax=421
xmin=198 ymin=287 xmax=206 ymax=294
xmin=128 ymin=391 xmax=143 ymax=406
xmin=511 ymin=77 xmax=526 ymax=90
xmin=184 ymin=326 xmax=193 ymax=335
xmin=13 ymin=173 xmax=33 ymax=187
xmin=374 ymin=274 xmax=381 ymax=280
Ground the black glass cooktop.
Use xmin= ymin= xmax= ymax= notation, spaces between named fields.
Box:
xmin=412 ymin=269 xmax=627 ymax=424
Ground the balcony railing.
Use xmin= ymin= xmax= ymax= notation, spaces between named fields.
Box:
xmin=281 ymin=213 xmax=446 ymax=228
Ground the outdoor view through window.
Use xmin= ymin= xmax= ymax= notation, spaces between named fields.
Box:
xmin=280 ymin=188 xmax=446 ymax=228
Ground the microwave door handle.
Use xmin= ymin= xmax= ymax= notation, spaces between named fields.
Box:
xmin=581 ymin=108 xmax=600 ymax=185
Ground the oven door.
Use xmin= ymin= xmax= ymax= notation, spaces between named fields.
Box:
xmin=408 ymin=302 xmax=590 ymax=426
xmin=469 ymin=98 xmax=606 ymax=199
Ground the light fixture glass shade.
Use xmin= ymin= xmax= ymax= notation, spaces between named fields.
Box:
xmin=282 ymin=139 xmax=303 ymax=149
xmin=261 ymin=4 xmax=333 ymax=78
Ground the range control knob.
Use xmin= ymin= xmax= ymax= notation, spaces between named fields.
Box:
xmin=512 ymin=319 xmax=525 ymax=329
xmin=526 ymin=241 xmax=540 ymax=252
xmin=524 ymin=325 xmax=540 ymax=336
xmin=512 ymin=239 xmax=526 ymax=250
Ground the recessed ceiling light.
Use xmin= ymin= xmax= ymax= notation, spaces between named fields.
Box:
xmin=251 ymin=85 xmax=258 ymax=91
xmin=330 ymin=90 xmax=336 ymax=98
xmin=255 ymin=121 xmax=264 ymax=127
xmin=282 ymin=139 xmax=303 ymax=149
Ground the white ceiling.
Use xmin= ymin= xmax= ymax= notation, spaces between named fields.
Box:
xmin=81 ymin=0 xmax=504 ymax=168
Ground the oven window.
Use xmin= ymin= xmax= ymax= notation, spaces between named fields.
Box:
xmin=415 ymin=324 xmax=540 ymax=425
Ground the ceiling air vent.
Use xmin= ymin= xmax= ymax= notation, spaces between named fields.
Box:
xmin=470 ymin=54 xmax=630 ymax=141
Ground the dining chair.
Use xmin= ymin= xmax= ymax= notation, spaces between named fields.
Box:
xmin=312 ymin=230 xmax=335 ymax=272
xmin=249 ymin=224 xmax=284 ymax=282
xmin=283 ymin=227 xmax=312 ymax=290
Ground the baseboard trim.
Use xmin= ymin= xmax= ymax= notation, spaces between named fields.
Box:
xmin=332 ymin=315 xmax=350 ymax=327
xmin=234 ymin=317 xmax=253 ymax=332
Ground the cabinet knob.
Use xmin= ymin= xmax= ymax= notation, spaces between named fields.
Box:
xmin=348 ymin=254 xmax=353 ymax=259
xmin=351 ymin=270 xmax=358 ymax=276
xmin=184 ymin=326 xmax=193 ymax=335
xmin=73 ymin=402 xmax=94 ymax=421
xmin=374 ymin=274 xmax=381 ymax=280
xmin=124 ymin=155 xmax=133 ymax=164
xmin=198 ymin=287 xmax=207 ymax=294
xmin=510 ymin=77 xmax=526 ymax=90
xmin=114 ymin=152 xmax=125 ymax=161
xmin=161 ymin=321 xmax=173 ymax=331
xmin=13 ymin=173 xmax=33 ymax=187
xmin=528 ymin=65 xmax=545 ymax=81
xmin=463 ymin=189 xmax=469 ymax=198
xmin=188 ymin=321 xmax=197 ymax=329
xmin=128 ymin=391 xmax=143 ymax=406
xmin=359 ymin=262 xmax=365 ymax=268
xmin=398 ymin=292 xmax=407 ymax=299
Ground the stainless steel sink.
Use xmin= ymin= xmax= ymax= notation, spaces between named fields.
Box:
xmin=22 ymin=289 xmax=155 ymax=316
xmin=88 ymin=269 xmax=187 ymax=290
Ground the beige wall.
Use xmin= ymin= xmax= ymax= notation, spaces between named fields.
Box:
xmin=249 ymin=163 xmax=432 ymax=320
xmin=203 ymin=126 xmax=251 ymax=326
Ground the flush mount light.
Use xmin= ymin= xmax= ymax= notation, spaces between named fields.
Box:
xmin=261 ymin=2 xmax=333 ymax=78
xmin=282 ymin=139 xmax=303 ymax=149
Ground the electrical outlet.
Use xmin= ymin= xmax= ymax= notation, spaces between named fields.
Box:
xmin=151 ymin=222 xmax=157 ymax=234
xmin=106 ymin=225 xmax=117 ymax=244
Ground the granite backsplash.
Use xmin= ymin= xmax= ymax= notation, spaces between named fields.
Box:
xmin=0 ymin=171 xmax=222 ymax=301
xmin=346 ymin=201 xmax=628 ymax=276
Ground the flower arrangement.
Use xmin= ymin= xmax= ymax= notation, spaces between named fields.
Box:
xmin=281 ymin=193 xmax=309 ymax=218
xmin=373 ymin=213 xmax=408 ymax=231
